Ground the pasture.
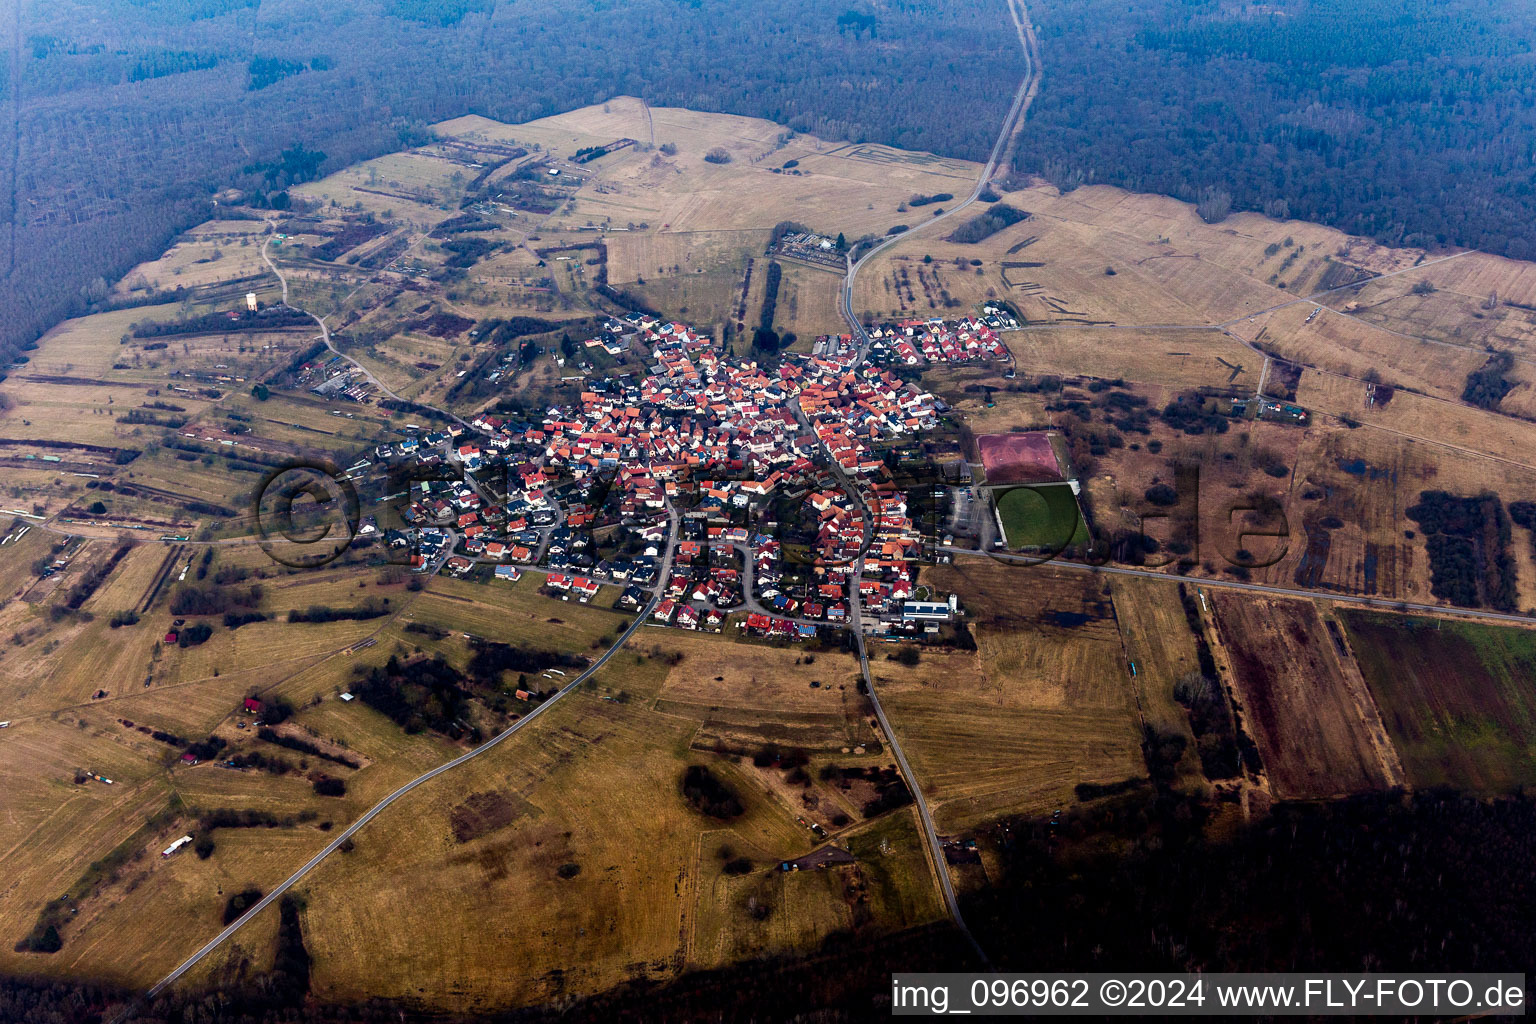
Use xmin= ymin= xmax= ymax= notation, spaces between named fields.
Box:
xmin=289 ymin=687 xmax=921 ymax=1011
xmin=1342 ymin=611 xmax=1536 ymax=792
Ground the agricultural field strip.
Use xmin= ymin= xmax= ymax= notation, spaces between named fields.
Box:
xmin=1000 ymin=248 xmax=1484 ymax=355
xmin=260 ymin=232 xmax=469 ymax=427
xmin=5 ymin=589 xmax=421 ymax=724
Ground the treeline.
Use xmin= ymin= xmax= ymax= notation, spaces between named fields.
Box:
xmin=62 ymin=543 xmax=131 ymax=611
xmin=465 ymin=640 xmax=584 ymax=683
xmin=286 ymin=599 xmax=389 ymax=624
xmin=1017 ymin=0 xmax=1536 ymax=259
xmin=1174 ymin=582 xmax=1253 ymax=778
xmin=169 ymin=583 xmax=263 ymax=616
xmin=1462 ymin=351 xmax=1516 ymax=411
xmin=755 ymin=260 xmax=783 ymax=352
xmin=0 ymin=920 xmax=973 ymax=1022
xmin=680 ymin=764 xmax=743 ymax=819
xmin=132 ymin=308 xmax=311 ymax=338
xmin=4 ymin=0 xmax=1025 ymax=371
xmin=256 ymin=727 xmax=360 ymax=769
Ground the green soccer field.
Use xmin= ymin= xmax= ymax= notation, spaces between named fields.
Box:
xmin=995 ymin=484 xmax=1088 ymax=551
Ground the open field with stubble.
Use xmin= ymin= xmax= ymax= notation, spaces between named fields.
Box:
xmin=1006 ymin=326 xmax=1260 ymax=391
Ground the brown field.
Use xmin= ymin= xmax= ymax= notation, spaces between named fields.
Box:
xmin=292 ymin=151 xmax=462 ymax=230
xmin=1330 ymin=250 xmax=1536 ymax=362
xmin=0 ymin=558 xmax=468 ymax=988
xmin=436 ymin=100 xmax=982 ymax=266
xmin=110 ymin=232 xmax=268 ymax=298
xmin=1341 ymin=611 xmax=1536 ymax=791
xmin=1208 ymin=593 xmax=1402 ymax=799
xmin=403 ymin=573 xmax=633 ymax=653
xmin=1295 ymin=366 xmax=1536 ymax=471
xmin=1229 ymin=302 xmax=1488 ymax=406
xmin=283 ymin=688 xmax=939 ymax=1011
xmin=771 ymin=262 xmax=848 ymax=344
xmin=588 ymin=628 xmax=900 ymax=831
xmin=851 ymin=183 xmax=1409 ymax=328
xmin=1007 ymin=327 xmax=1260 ymax=391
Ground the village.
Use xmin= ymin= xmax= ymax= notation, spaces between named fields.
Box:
xmin=351 ymin=312 xmax=1011 ymax=644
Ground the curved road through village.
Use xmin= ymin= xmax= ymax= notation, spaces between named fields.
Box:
xmin=833 ymin=0 xmax=1041 ymax=965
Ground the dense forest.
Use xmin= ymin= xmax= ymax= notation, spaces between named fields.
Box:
xmin=968 ymin=789 xmax=1536 ymax=979
xmin=0 ymin=0 xmax=1025 ymax=368
xmin=1019 ymin=0 xmax=1536 ymax=255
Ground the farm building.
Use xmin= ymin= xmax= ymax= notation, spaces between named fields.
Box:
xmin=901 ymin=600 xmax=952 ymax=622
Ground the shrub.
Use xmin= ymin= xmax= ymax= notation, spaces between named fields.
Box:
xmin=14 ymin=924 xmax=62 ymax=954
xmin=703 ymin=147 xmax=731 ymax=164
xmin=177 ymin=622 xmax=213 ymax=647
xmin=313 ymin=776 xmax=347 ymax=797
xmin=222 ymin=887 xmax=264 ymax=925
xmin=947 ymin=202 xmax=1028 ymax=243
xmin=680 ymin=764 xmax=743 ymax=819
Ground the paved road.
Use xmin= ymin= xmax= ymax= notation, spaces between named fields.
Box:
xmin=124 ymin=257 xmax=686 ymax=1009
xmin=143 ymin=591 xmax=660 ymax=1001
xmin=131 ymin=3 xmax=1048 ymax=992
xmin=840 ymin=4 xmax=1039 ymax=357
xmin=135 ymin=503 xmax=679 ymax=1009
xmin=261 ymin=234 xmax=470 ymax=430
xmin=948 ymin=544 xmax=1536 ymax=626
xmin=829 ymin=0 xmax=1041 ymax=967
